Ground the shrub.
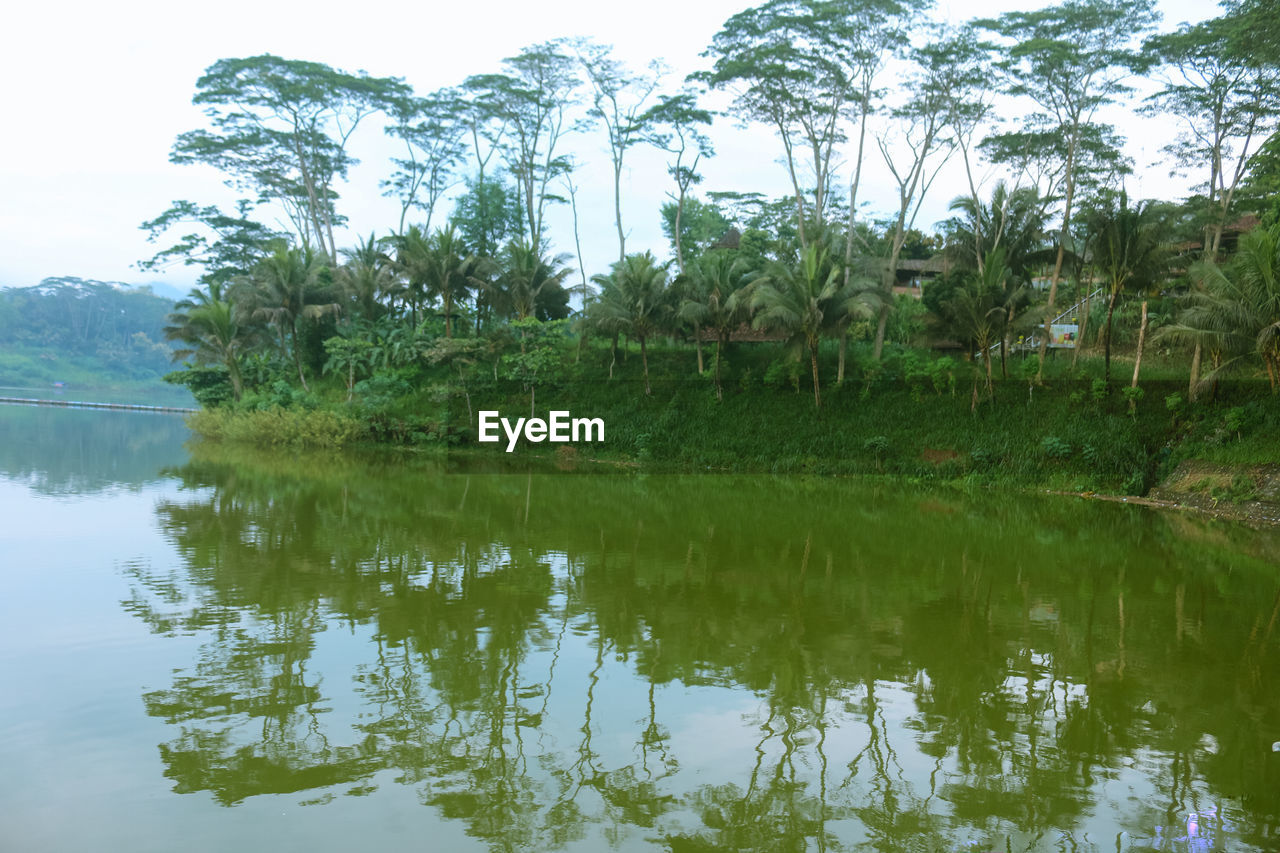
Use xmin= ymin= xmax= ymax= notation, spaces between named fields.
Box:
xmin=1040 ymin=435 xmax=1072 ymax=460
xmin=188 ymin=407 xmax=365 ymax=449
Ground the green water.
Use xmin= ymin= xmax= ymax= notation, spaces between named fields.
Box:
xmin=2 ymin=405 xmax=1279 ymax=852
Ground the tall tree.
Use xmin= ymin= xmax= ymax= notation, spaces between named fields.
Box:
xmin=138 ymin=199 xmax=282 ymax=286
xmin=574 ymin=41 xmax=665 ymax=262
xmin=836 ymin=0 xmax=924 ymax=300
xmin=701 ymin=0 xmax=920 ymax=248
xmin=1144 ymin=14 xmax=1280 ymax=259
xmin=872 ymin=37 xmax=958 ymax=360
xmin=979 ymin=0 xmax=1159 ymax=376
xmin=925 ymin=26 xmax=999 ymax=274
xmin=481 ymin=42 xmax=582 ymax=252
xmin=171 ymin=55 xmax=409 ymax=264
xmin=644 ymin=93 xmax=716 ymax=275
xmin=383 ymin=89 xmax=467 ymax=236
xmin=457 ymin=75 xmax=514 ymax=257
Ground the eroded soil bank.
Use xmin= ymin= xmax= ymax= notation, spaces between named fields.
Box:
xmin=1146 ymin=460 xmax=1280 ymax=526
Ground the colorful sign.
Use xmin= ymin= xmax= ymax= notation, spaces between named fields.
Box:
xmin=1049 ymin=324 xmax=1078 ymax=348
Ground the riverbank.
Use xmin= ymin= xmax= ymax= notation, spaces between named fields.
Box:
xmin=182 ymin=354 xmax=1280 ymax=502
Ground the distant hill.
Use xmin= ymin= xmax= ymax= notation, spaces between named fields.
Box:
xmin=0 ymin=276 xmax=189 ymax=301
xmin=0 ymin=277 xmax=185 ymax=393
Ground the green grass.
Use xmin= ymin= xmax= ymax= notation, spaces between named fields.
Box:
xmin=0 ymin=345 xmax=187 ymax=403
xmin=180 ymin=335 xmax=1280 ymax=495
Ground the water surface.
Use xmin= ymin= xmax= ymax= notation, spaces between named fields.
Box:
xmin=1 ymin=404 xmax=1278 ymax=852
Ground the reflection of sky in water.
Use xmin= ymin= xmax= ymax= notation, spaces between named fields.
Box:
xmin=2 ymin=411 xmax=1280 ymax=851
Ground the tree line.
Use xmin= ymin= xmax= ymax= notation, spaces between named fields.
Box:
xmin=153 ymin=0 xmax=1280 ymax=412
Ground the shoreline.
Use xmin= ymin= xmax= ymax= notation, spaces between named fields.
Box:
xmin=0 ymin=395 xmax=197 ymax=414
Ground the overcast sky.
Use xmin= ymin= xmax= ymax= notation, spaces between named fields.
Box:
xmin=0 ymin=0 xmax=1217 ymax=292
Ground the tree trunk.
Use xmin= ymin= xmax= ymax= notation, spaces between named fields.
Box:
xmin=810 ymin=342 xmax=821 ymax=410
xmin=290 ymin=324 xmax=309 ymax=392
xmin=714 ymin=336 xmax=724 ymax=402
xmin=1071 ymin=291 xmax=1092 ymax=370
xmin=640 ymin=336 xmax=651 ymax=395
xmin=842 ymin=99 xmax=870 ymax=288
xmin=1131 ymin=300 xmax=1148 ymax=389
xmin=695 ymin=332 xmax=704 ymax=374
xmin=837 ymin=332 xmax=848 ymax=384
xmin=1188 ymin=341 xmax=1203 ymax=402
xmin=609 ymin=333 xmax=618 ymax=380
xmin=1036 ymin=133 xmax=1079 ymax=381
xmin=1103 ymin=290 xmax=1119 ymax=385
xmin=674 ymin=184 xmax=686 ymax=276
xmin=873 ymin=275 xmax=891 ymax=361
xmin=226 ymin=356 xmax=244 ymax=402
xmin=614 ymin=159 xmax=626 ymax=263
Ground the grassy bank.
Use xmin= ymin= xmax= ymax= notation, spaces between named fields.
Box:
xmin=180 ymin=338 xmax=1280 ymax=495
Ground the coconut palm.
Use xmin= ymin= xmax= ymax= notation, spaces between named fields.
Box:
xmin=239 ymin=244 xmax=339 ymax=391
xmin=1086 ymin=193 xmax=1171 ymax=383
xmin=163 ymin=281 xmax=254 ymax=401
xmin=751 ymin=244 xmax=878 ymax=410
xmin=492 ymin=241 xmax=573 ymax=324
xmin=389 ymin=224 xmax=432 ymax=326
xmin=589 ymin=252 xmax=673 ymax=395
xmin=423 ymin=224 xmax=488 ymax=338
xmin=1159 ymin=224 xmax=1280 ymax=392
xmin=335 ymin=232 xmax=395 ymax=322
xmin=677 ymin=251 xmax=755 ymax=401
xmin=945 ymin=182 xmax=1050 ymax=282
xmin=940 ymin=275 xmax=1006 ymax=396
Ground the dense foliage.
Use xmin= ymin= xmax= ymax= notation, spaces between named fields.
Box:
xmin=0 ymin=278 xmax=177 ymax=386
xmin=123 ymin=0 xmax=1280 ymax=490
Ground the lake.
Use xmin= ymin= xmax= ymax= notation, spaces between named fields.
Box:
xmin=1 ymin=403 xmax=1278 ymax=852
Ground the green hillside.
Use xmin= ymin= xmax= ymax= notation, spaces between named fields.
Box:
xmin=0 ymin=277 xmax=189 ymax=402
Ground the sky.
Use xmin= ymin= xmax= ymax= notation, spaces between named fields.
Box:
xmin=0 ymin=0 xmax=1219 ymax=293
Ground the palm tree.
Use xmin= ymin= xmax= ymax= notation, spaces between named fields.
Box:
xmin=945 ymin=182 xmax=1049 ymax=282
xmin=1086 ymin=194 xmax=1171 ymax=383
xmin=751 ymin=244 xmax=877 ymax=410
xmin=1159 ymin=224 xmax=1280 ymax=393
xmin=422 ymin=224 xmax=486 ymax=338
xmin=335 ymin=233 xmax=395 ymax=322
xmin=677 ymin=251 xmax=755 ymax=401
xmin=589 ymin=252 xmax=673 ymax=395
xmin=939 ymin=274 xmax=1006 ymax=396
xmin=163 ymin=281 xmax=253 ymax=401
xmin=390 ymin=224 xmax=432 ymax=326
xmin=239 ymin=244 xmax=338 ymax=392
xmin=492 ymin=241 xmax=573 ymax=324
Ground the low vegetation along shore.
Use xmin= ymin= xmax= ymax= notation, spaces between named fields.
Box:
xmin=181 ymin=336 xmax=1280 ymax=507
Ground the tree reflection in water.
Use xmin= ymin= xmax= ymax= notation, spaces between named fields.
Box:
xmin=125 ymin=446 xmax=1280 ymax=850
